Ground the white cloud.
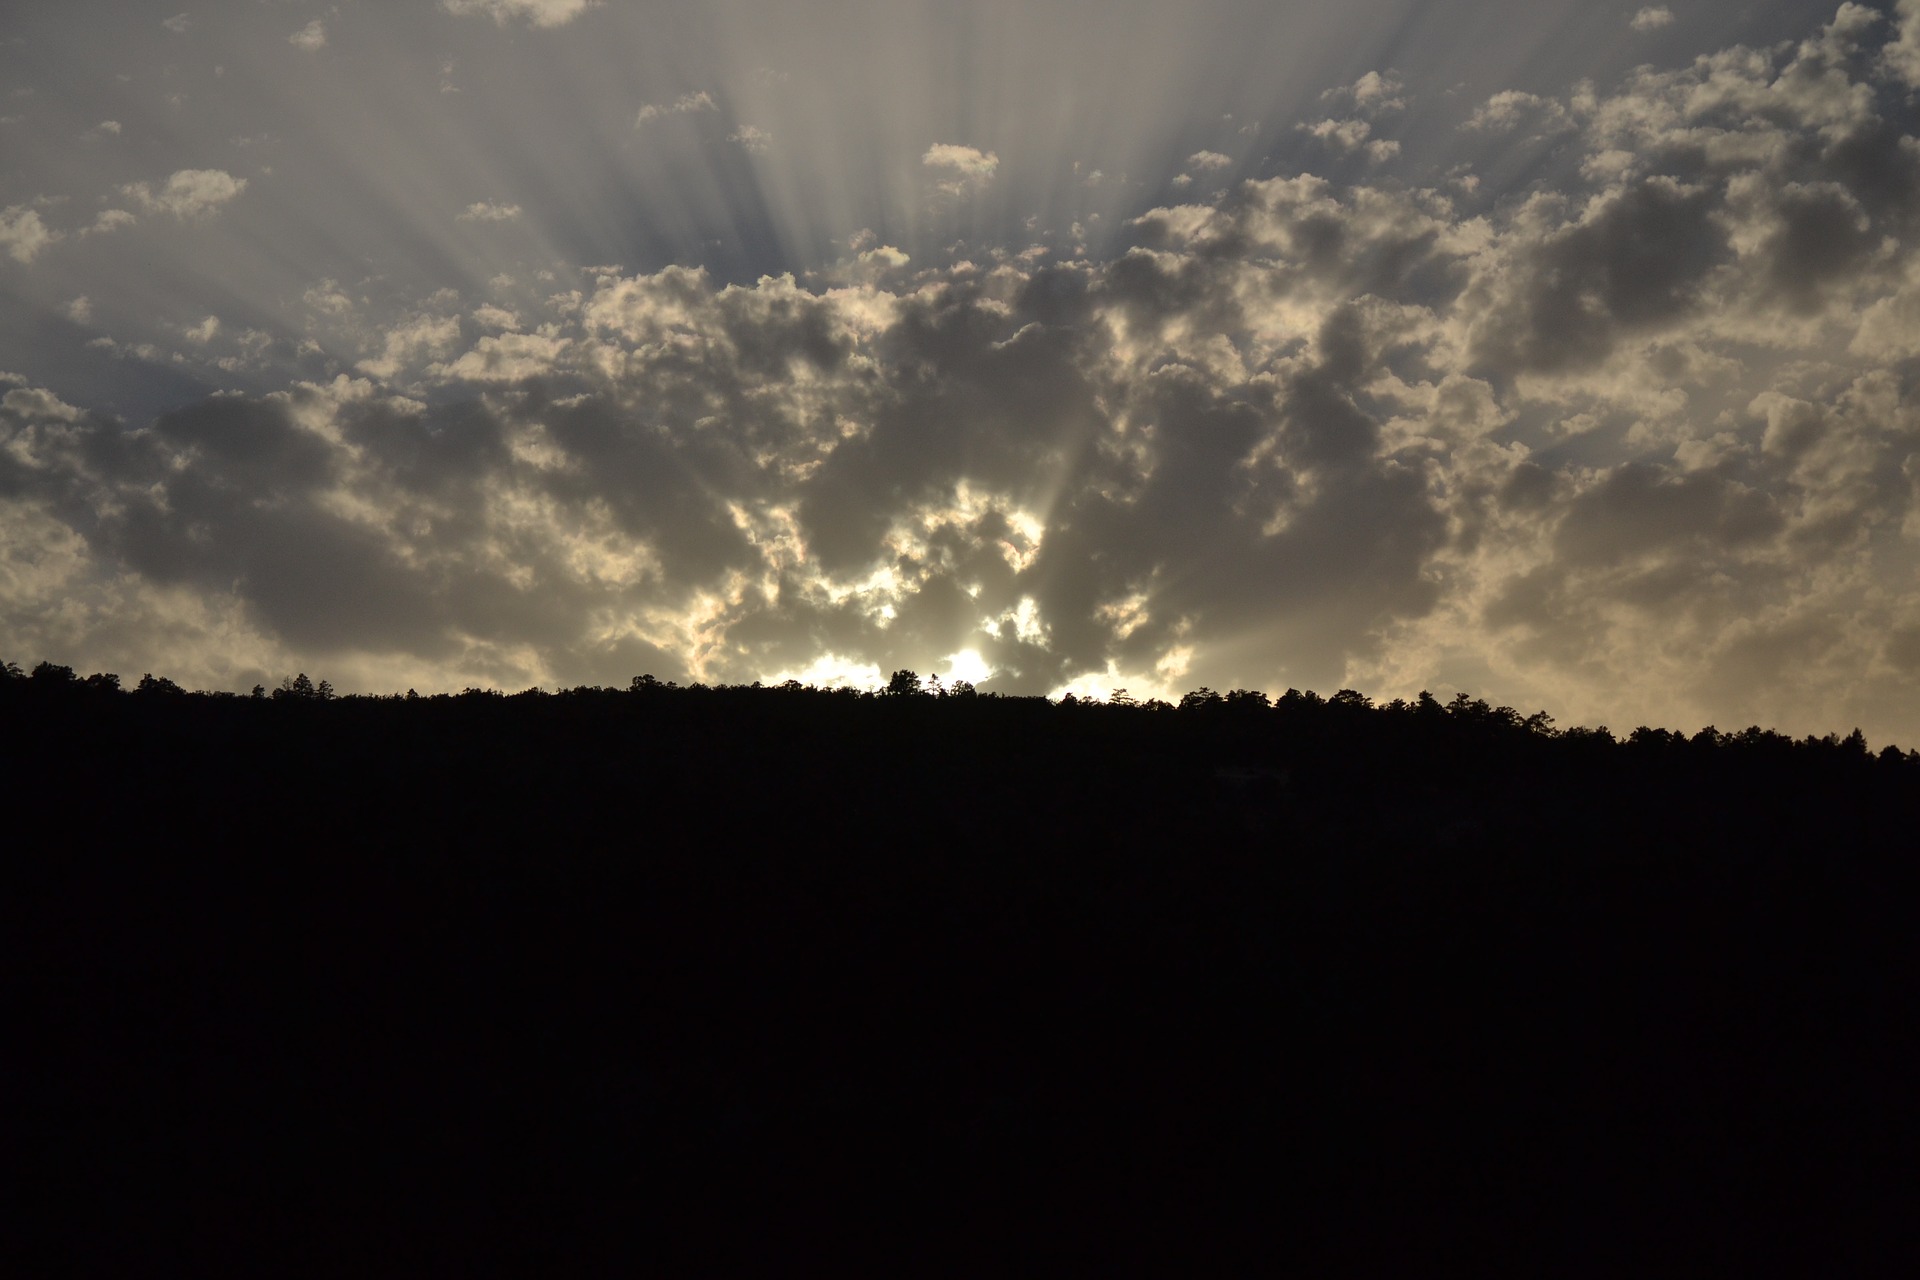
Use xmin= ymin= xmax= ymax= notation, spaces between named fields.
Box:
xmin=289 ymin=20 xmax=327 ymax=51
xmin=1888 ymin=0 xmax=1920 ymax=87
xmin=93 ymin=120 xmax=121 ymax=136
xmin=1322 ymin=70 xmax=1407 ymax=116
xmin=441 ymin=0 xmax=600 ymax=29
xmin=635 ymin=91 xmax=715 ymax=127
xmin=0 ymin=205 xmax=58 ymax=262
xmin=185 ymin=316 xmax=219 ymax=344
xmin=1299 ymin=118 xmax=1399 ymax=161
xmin=1186 ymin=150 xmax=1232 ymax=171
xmin=2 ymin=382 xmax=84 ymax=422
xmin=63 ymin=297 xmax=92 ymax=324
xmin=1630 ymin=7 xmax=1675 ymax=33
xmin=923 ymin=143 xmax=998 ymax=177
xmin=86 ymin=209 xmax=136 ymax=235
xmin=458 ymin=201 xmax=523 ymax=223
xmin=120 ymin=169 xmax=247 ymax=219
xmin=431 ymin=329 xmax=567 ymax=382
xmin=923 ymin=143 xmax=998 ymax=194
xmin=730 ymin=125 xmax=772 ymax=154
xmin=357 ymin=313 xmax=464 ymax=380
xmin=1462 ymin=90 xmax=1571 ymax=134
xmin=303 ymin=280 xmax=355 ymax=317
xmin=162 ymin=13 xmax=190 ymax=35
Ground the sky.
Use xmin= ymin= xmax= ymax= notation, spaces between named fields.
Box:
xmin=5 ymin=1 xmax=1920 ymax=742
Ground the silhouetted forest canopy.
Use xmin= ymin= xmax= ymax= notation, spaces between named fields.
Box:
xmin=8 ymin=653 xmax=1915 ymax=756
xmin=13 ymin=655 xmax=1919 ymax=1269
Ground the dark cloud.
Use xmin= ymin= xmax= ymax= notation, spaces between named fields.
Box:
xmin=1754 ymin=181 xmax=1877 ymax=314
xmin=1466 ymin=178 xmax=1729 ymax=377
xmin=1554 ymin=463 xmax=1784 ymax=567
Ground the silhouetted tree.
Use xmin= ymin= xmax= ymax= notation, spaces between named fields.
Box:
xmin=274 ymin=673 xmax=318 ymax=701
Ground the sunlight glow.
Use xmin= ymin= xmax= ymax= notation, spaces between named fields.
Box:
xmin=769 ymin=652 xmax=884 ymax=690
xmin=940 ymin=649 xmax=992 ymax=686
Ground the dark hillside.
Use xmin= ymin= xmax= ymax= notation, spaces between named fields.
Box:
xmin=10 ymin=666 xmax=1920 ymax=1272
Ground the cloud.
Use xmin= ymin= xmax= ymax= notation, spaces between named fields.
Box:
xmin=1186 ymin=150 xmax=1232 ymax=171
xmin=730 ymin=125 xmax=772 ymax=154
xmin=1 ymin=378 xmax=84 ymax=423
xmin=458 ymin=200 xmax=523 ymax=222
xmin=0 ymin=205 xmax=58 ymax=262
xmin=1630 ymin=7 xmax=1675 ymax=33
xmin=162 ymin=13 xmax=190 ymax=35
xmin=1891 ymin=0 xmax=1920 ymax=87
xmin=1299 ymin=117 xmax=1400 ymax=161
xmin=923 ymin=143 xmax=998 ymax=177
xmin=635 ymin=91 xmax=715 ymax=127
xmin=441 ymin=0 xmax=600 ymax=29
xmin=303 ymin=279 xmax=355 ymax=316
xmin=923 ymin=143 xmax=999 ymax=194
xmin=1 ymin=241 xmax=1456 ymax=699
xmin=85 ymin=209 xmax=136 ymax=235
xmin=289 ymin=20 xmax=326 ymax=51
xmin=1321 ymin=70 xmax=1407 ymax=116
xmin=1462 ymin=90 xmax=1571 ymax=134
xmin=120 ymin=169 xmax=247 ymax=219
xmin=859 ymin=244 xmax=908 ymax=269
xmin=357 ymin=313 xmax=464 ymax=381
xmin=431 ymin=329 xmax=567 ymax=382
xmin=1459 ymin=176 xmax=1729 ymax=378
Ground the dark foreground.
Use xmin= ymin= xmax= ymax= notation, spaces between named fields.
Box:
xmin=11 ymin=677 xmax=1920 ymax=1272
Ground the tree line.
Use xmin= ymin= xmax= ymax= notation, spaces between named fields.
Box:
xmin=5 ymin=655 xmax=1912 ymax=768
